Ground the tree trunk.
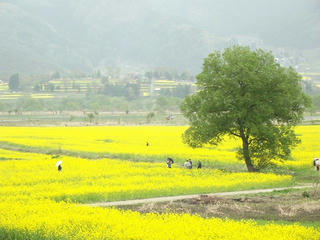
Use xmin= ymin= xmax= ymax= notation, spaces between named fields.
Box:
xmin=240 ymin=129 xmax=257 ymax=172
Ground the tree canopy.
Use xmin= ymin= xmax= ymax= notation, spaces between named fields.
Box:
xmin=9 ymin=73 xmax=20 ymax=91
xmin=181 ymin=46 xmax=310 ymax=172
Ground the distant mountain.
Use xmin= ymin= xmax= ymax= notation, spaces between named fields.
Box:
xmin=0 ymin=0 xmax=319 ymax=75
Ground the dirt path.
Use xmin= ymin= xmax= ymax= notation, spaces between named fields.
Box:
xmin=86 ymin=185 xmax=312 ymax=207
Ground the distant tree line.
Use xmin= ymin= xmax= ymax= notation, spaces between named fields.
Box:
xmin=0 ymin=95 xmax=183 ymax=113
xmin=159 ymin=85 xmax=192 ymax=98
xmin=100 ymin=83 xmax=140 ymax=100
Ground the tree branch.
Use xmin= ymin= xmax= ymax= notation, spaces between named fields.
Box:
xmin=230 ymin=132 xmax=241 ymax=137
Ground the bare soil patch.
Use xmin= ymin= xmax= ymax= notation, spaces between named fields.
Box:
xmin=117 ymin=190 xmax=320 ymax=222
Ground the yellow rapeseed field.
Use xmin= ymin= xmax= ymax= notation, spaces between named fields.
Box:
xmin=0 ymin=149 xmax=317 ymax=240
xmin=0 ymin=126 xmax=235 ymax=163
xmin=0 ymin=125 xmax=319 ymax=167
xmin=1 ymin=200 xmax=319 ymax=240
xmin=0 ymin=149 xmax=291 ymax=203
xmin=0 ymin=126 xmax=319 ymax=239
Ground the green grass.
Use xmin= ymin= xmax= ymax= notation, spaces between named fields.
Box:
xmin=254 ymin=219 xmax=320 ymax=228
xmin=0 ymin=141 xmax=246 ymax=171
xmin=54 ymin=181 xmax=294 ymax=204
xmin=238 ymin=187 xmax=311 ymax=198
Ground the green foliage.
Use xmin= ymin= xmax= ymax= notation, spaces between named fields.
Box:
xmin=302 ymin=191 xmax=310 ymax=198
xmin=69 ymin=115 xmax=75 ymax=121
xmin=16 ymin=97 xmax=43 ymax=111
xmin=102 ymin=83 xmax=140 ymax=100
xmin=159 ymin=85 xmax=192 ymax=98
xmin=181 ymin=46 xmax=311 ymax=172
xmin=146 ymin=112 xmax=155 ymax=122
xmin=87 ymin=113 xmax=95 ymax=123
xmin=308 ymin=95 xmax=320 ymax=114
xmin=9 ymin=73 xmax=20 ymax=91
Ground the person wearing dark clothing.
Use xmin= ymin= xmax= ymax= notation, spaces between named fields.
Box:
xmin=58 ymin=164 xmax=62 ymax=171
xmin=146 ymin=142 xmax=149 ymax=146
xmin=197 ymin=161 xmax=202 ymax=169
xmin=314 ymin=158 xmax=320 ymax=171
xmin=188 ymin=159 xmax=193 ymax=169
xmin=166 ymin=158 xmax=174 ymax=168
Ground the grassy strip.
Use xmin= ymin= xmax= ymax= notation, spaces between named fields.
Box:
xmin=57 ymin=181 xmax=294 ymax=204
xmin=288 ymin=167 xmax=320 ymax=183
xmin=0 ymin=141 xmax=246 ymax=171
xmin=254 ymin=219 xmax=320 ymax=228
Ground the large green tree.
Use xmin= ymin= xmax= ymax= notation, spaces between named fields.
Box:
xmin=181 ymin=46 xmax=310 ymax=172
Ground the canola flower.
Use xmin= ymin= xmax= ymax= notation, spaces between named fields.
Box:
xmin=0 ymin=151 xmax=315 ymax=240
xmin=0 ymin=149 xmax=292 ymax=203
xmin=285 ymin=125 xmax=320 ymax=167
xmin=0 ymin=129 xmax=319 ymax=239
xmin=0 ymin=126 xmax=251 ymax=165
xmin=0 ymin=125 xmax=318 ymax=168
xmin=0 ymin=200 xmax=319 ymax=240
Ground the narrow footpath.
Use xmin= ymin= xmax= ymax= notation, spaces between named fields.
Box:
xmin=86 ymin=185 xmax=312 ymax=207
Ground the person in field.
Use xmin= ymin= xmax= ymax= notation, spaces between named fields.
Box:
xmin=184 ymin=160 xmax=191 ymax=169
xmin=197 ymin=161 xmax=202 ymax=169
xmin=56 ymin=160 xmax=63 ymax=172
xmin=314 ymin=158 xmax=320 ymax=171
xmin=166 ymin=157 xmax=174 ymax=168
xmin=188 ymin=159 xmax=193 ymax=169
xmin=146 ymin=142 xmax=149 ymax=146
